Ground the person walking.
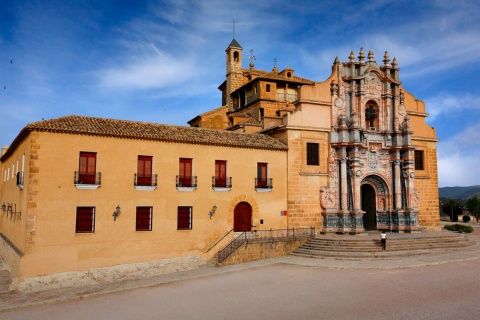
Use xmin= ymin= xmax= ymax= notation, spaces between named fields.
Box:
xmin=380 ymin=230 xmax=387 ymax=250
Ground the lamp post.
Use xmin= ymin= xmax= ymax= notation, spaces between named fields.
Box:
xmin=112 ymin=205 xmax=121 ymax=221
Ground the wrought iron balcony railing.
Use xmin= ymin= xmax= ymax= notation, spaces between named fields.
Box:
xmin=134 ymin=174 xmax=158 ymax=187
xmin=74 ymin=171 xmax=101 ymax=185
xmin=255 ymin=178 xmax=273 ymax=189
xmin=176 ymin=175 xmax=197 ymax=188
xmin=212 ymin=176 xmax=232 ymax=188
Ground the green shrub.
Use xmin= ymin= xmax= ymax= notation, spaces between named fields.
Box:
xmin=462 ymin=215 xmax=471 ymax=223
xmin=445 ymin=224 xmax=474 ymax=233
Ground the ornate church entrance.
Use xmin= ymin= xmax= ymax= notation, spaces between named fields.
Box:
xmin=361 ymin=184 xmax=377 ymax=231
xmin=233 ymin=202 xmax=252 ymax=232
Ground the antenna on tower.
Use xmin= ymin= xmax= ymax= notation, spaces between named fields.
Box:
xmin=233 ymin=17 xmax=235 ymax=39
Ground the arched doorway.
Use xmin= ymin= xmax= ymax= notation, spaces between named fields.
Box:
xmin=361 ymin=184 xmax=377 ymax=230
xmin=234 ymin=202 xmax=252 ymax=232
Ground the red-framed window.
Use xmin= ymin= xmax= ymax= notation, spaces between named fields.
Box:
xmin=136 ymin=207 xmax=152 ymax=231
xmin=215 ymin=160 xmax=227 ymax=187
xmin=178 ymin=206 xmax=192 ymax=230
xmin=179 ymin=158 xmax=193 ymax=187
xmin=79 ymin=152 xmax=97 ymax=184
xmin=76 ymin=207 xmax=95 ymax=233
xmin=137 ymin=156 xmax=153 ymax=186
xmin=257 ymin=162 xmax=268 ymax=188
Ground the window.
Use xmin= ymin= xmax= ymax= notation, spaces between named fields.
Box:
xmin=178 ymin=158 xmax=193 ymax=187
xmin=414 ymin=150 xmax=424 ymax=170
xmin=137 ymin=156 xmax=153 ymax=186
xmin=178 ymin=206 xmax=192 ymax=230
xmin=307 ymin=143 xmax=320 ymax=166
xmin=266 ymin=84 xmax=271 ymax=92
xmin=136 ymin=207 xmax=152 ymax=231
xmin=257 ymin=162 xmax=268 ymax=188
xmin=76 ymin=207 xmax=95 ymax=233
xmin=78 ymin=152 xmax=97 ymax=184
xmin=215 ymin=160 xmax=227 ymax=187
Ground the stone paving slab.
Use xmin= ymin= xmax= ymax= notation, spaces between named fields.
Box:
xmin=1 ymin=224 xmax=480 ymax=313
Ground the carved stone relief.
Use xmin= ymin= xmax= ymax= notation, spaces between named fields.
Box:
xmin=368 ymin=151 xmax=379 ymax=170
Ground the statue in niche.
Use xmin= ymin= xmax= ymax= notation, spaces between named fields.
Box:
xmin=365 ymin=105 xmax=377 ymax=128
xmin=349 ymin=111 xmax=357 ymax=126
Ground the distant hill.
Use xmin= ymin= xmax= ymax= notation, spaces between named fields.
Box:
xmin=439 ymin=186 xmax=480 ymax=199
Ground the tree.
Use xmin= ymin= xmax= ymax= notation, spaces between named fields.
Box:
xmin=440 ymin=198 xmax=463 ymax=222
xmin=466 ymin=195 xmax=480 ymax=223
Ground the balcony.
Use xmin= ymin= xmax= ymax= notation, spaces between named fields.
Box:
xmin=16 ymin=171 xmax=24 ymax=190
xmin=134 ymin=174 xmax=157 ymax=191
xmin=212 ymin=176 xmax=232 ymax=192
xmin=74 ymin=171 xmax=101 ymax=190
xmin=255 ymin=178 xmax=273 ymax=192
xmin=276 ymin=93 xmax=298 ymax=102
xmin=176 ymin=175 xmax=197 ymax=191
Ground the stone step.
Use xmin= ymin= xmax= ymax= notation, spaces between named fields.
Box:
xmin=292 ymin=234 xmax=475 ymax=260
xmin=300 ymin=240 xmax=472 ymax=251
xmin=0 ymin=270 xmax=12 ymax=294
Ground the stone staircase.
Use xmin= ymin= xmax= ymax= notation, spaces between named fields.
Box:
xmin=0 ymin=259 xmax=12 ymax=293
xmin=292 ymin=233 xmax=475 ymax=259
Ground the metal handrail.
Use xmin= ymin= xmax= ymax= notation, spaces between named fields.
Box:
xmin=217 ymin=232 xmax=247 ymax=263
xmin=217 ymin=227 xmax=315 ymax=263
xmin=206 ymin=228 xmax=234 ymax=253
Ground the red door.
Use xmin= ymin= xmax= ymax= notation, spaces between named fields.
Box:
xmin=79 ymin=152 xmax=96 ymax=184
xmin=179 ymin=158 xmax=192 ymax=187
xmin=215 ymin=160 xmax=227 ymax=187
xmin=257 ymin=162 xmax=268 ymax=188
xmin=137 ymin=156 xmax=153 ymax=186
xmin=234 ymin=202 xmax=252 ymax=232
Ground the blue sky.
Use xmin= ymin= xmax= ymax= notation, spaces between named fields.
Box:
xmin=1 ymin=0 xmax=479 ymax=187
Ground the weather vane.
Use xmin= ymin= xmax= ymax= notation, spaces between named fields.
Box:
xmin=248 ymin=49 xmax=256 ymax=63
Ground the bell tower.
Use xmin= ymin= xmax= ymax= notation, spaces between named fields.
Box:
xmin=225 ymin=39 xmax=243 ymax=111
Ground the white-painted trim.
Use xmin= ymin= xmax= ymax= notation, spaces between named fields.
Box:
xmin=75 ymin=184 xmax=101 ymax=190
xmin=213 ymin=187 xmax=232 ymax=192
xmin=176 ymin=187 xmax=197 ymax=192
xmin=134 ymin=186 xmax=157 ymax=191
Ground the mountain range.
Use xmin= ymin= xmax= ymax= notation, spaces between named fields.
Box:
xmin=439 ymin=186 xmax=480 ymax=199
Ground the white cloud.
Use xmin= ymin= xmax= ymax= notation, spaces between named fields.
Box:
xmin=425 ymin=93 xmax=480 ymax=121
xmin=97 ymin=46 xmax=196 ymax=90
xmin=437 ymin=123 xmax=480 ymax=187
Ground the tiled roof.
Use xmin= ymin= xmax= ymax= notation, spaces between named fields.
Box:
xmin=260 ymin=71 xmax=314 ymax=85
xmin=227 ymin=38 xmax=242 ymax=49
xmin=187 ymin=105 xmax=227 ymax=124
xmin=2 ymin=115 xmax=286 ymax=159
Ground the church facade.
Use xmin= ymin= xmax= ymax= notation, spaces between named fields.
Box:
xmin=0 ymin=39 xmax=439 ymax=286
xmin=191 ymin=39 xmax=439 ymax=233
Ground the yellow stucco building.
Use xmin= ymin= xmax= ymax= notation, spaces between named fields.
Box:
xmin=0 ymin=39 xmax=439 ymax=287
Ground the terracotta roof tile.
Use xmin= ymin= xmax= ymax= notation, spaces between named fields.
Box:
xmin=2 ymin=115 xmax=286 ymax=159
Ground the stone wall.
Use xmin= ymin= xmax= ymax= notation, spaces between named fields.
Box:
xmin=17 ymin=255 xmax=206 ymax=292
xmin=0 ymin=233 xmax=22 ymax=289
xmin=220 ymin=238 xmax=308 ymax=266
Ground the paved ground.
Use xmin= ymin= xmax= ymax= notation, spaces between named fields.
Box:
xmin=0 ymin=221 xmax=480 ymax=318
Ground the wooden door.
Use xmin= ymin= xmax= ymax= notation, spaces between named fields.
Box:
xmin=234 ymin=202 xmax=252 ymax=232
